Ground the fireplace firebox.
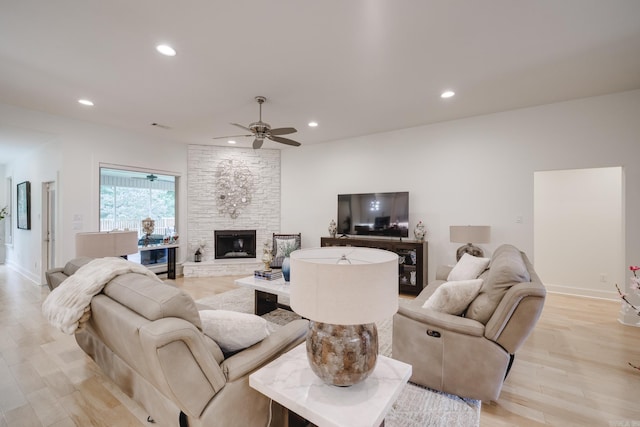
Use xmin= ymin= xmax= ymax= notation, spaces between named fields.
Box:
xmin=214 ymin=230 xmax=257 ymax=259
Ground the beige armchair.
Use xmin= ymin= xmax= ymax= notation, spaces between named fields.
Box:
xmin=392 ymin=245 xmax=546 ymax=402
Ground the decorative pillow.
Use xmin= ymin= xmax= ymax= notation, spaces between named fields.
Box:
xmin=447 ymin=253 xmax=490 ymax=281
xmin=199 ymin=310 xmax=270 ymax=353
xmin=275 ymin=238 xmax=298 ymax=258
xmin=422 ymin=279 xmax=484 ymax=315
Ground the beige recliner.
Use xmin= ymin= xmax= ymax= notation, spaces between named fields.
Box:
xmin=64 ymin=261 xmax=308 ymax=426
xmin=392 ymin=244 xmax=546 ymax=402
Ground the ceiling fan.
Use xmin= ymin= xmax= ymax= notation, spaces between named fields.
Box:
xmin=213 ymin=96 xmax=302 ymax=149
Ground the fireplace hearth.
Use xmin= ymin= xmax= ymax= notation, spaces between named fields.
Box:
xmin=214 ymin=230 xmax=257 ymax=259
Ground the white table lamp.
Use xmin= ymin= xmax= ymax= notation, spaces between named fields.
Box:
xmin=290 ymin=247 xmax=398 ymax=386
xmin=450 ymin=225 xmax=491 ymax=261
xmin=75 ymin=231 xmax=139 ymax=258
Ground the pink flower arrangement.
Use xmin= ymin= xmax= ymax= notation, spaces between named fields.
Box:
xmin=631 ymin=266 xmax=640 ymax=291
xmin=615 ymin=265 xmax=640 ymax=371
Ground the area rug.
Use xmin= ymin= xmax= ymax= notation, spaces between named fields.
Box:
xmin=196 ymin=287 xmax=481 ymax=427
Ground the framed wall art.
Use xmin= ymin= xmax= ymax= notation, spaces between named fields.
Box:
xmin=17 ymin=181 xmax=31 ymax=230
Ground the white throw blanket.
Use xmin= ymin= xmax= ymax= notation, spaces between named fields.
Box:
xmin=42 ymin=257 xmax=162 ymax=334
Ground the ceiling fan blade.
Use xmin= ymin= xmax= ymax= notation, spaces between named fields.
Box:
xmin=253 ymin=138 xmax=264 ymax=149
xmin=269 ymin=127 xmax=297 ymax=136
xmin=231 ymin=122 xmax=252 ymax=132
xmin=212 ymin=133 xmax=252 ymax=140
xmin=269 ymin=135 xmax=301 ymax=147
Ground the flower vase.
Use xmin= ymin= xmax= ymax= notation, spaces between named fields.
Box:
xmin=282 ymin=256 xmax=291 ymax=282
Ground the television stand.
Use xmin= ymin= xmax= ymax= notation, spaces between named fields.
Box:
xmin=320 ymin=236 xmax=427 ymax=295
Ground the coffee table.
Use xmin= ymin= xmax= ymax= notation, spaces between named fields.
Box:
xmin=234 ymin=275 xmax=291 ymax=315
xmin=249 ymin=343 xmax=412 ymax=427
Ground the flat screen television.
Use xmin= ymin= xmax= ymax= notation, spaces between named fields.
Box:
xmin=337 ymin=191 xmax=409 ymax=238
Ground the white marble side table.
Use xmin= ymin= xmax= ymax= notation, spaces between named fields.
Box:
xmin=234 ymin=275 xmax=291 ymax=315
xmin=249 ymin=344 xmax=412 ymax=427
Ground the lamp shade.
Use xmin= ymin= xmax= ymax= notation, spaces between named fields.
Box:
xmin=450 ymin=225 xmax=491 ymax=244
xmin=75 ymin=231 xmax=139 ymax=258
xmin=290 ymin=247 xmax=398 ymax=325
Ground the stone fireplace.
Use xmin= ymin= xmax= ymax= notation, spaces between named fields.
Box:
xmin=186 ymin=146 xmax=280 ymax=277
xmin=214 ymin=230 xmax=257 ymax=259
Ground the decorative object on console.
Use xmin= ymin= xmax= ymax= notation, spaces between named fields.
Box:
xmin=0 ymin=205 xmax=7 ymax=221
xmin=75 ymin=231 xmax=139 ymax=258
xmin=261 ymin=240 xmax=273 ymax=271
xmin=414 ymin=221 xmax=426 ymax=241
xmin=450 ymin=225 xmax=491 ymax=261
xmin=290 ymin=247 xmax=398 ymax=386
xmin=328 ymin=219 xmax=337 ymax=238
xmin=141 ymin=217 xmax=155 ymax=246
xmin=215 ymin=158 xmax=254 ymax=219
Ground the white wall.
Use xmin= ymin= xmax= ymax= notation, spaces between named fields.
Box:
xmin=4 ymin=90 xmax=640 ymax=299
xmin=281 ymin=90 xmax=640 ymax=301
xmin=1 ymin=103 xmax=188 ymax=284
xmin=534 ymin=167 xmax=623 ymax=299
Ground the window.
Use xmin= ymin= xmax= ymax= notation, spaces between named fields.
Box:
xmin=99 ymin=167 xmax=176 ymax=238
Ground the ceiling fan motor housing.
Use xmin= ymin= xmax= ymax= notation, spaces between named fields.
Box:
xmin=249 ymin=121 xmax=271 ymax=139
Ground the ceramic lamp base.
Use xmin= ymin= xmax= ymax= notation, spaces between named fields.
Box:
xmin=306 ymin=321 xmax=378 ymax=387
xmin=456 ymin=243 xmax=484 ymax=261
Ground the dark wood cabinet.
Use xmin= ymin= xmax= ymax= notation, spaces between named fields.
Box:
xmin=320 ymin=237 xmax=428 ymax=295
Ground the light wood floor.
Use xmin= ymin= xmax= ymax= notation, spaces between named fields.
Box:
xmin=1 ymin=266 xmax=639 ymax=426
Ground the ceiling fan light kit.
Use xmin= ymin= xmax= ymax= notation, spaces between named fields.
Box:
xmin=213 ymin=96 xmax=302 ymax=149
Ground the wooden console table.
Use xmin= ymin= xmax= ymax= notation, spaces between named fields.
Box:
xmin=321 ymin=237 xmax=427 ymax=295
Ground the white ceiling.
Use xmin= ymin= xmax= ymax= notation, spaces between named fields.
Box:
xmin=1 ymin=1 xmax=640 ymax=163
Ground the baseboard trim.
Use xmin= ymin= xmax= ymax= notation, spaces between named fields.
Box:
xmin=545 ymin=283 xmax=618 ymax=301
xmin=5 ymin=261 xmax=42 ymax=286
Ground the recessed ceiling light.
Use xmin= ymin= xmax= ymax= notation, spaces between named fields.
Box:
xmin=440 ymin=90 xmax=455 ymax=99
xmin=156 ymin=44 xmax=177 ymax=56
xmin=227 ymin=140 xmax=237 ymax=144
xmin=308 ymin=121 xmax=318 ymax=127
xmin=78 ymin=99 xmax=94 ymax=106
